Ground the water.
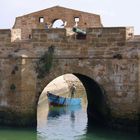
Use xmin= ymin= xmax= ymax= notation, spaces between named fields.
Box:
xmin=0 ymin=127 xmax=36 ymax=140
xmin=0 ymin=99 xmax=140 ymax=140
xmin=37 ymin=101 xmax=140 ymax=140
xmin=37 ymin=105 xmax=87 ymax=140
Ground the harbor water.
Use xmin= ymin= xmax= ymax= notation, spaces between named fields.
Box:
xmin=0 ymin=96 xmax=140 ymax=140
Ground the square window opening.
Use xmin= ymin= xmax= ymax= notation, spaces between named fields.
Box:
xmin=39 ymin=17 xmax=44 ymax=23
xmin=74 ymin=17 xmax=80 ymax=22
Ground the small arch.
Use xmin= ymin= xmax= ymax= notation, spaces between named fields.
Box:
xmin=52 ymin=19 xmax=65 ymax=28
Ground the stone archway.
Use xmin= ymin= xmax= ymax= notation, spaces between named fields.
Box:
xmin=36 ymin=71 xmax=111 ymax=127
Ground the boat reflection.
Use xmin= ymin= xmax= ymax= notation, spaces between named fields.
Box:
xmin=48 ymin=105 xmax=82 ymax=119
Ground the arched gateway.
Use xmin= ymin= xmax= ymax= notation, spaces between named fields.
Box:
xmin=36 ymin=69 xmax=111 ymax=126
xmin=0 ymin=6 xmax=139 ymax=131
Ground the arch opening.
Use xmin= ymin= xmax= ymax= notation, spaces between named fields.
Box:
xmin=52 ymin=19 xmax=65 ymax=28
xmin=37 ymin=74 xmax=87 ymax=130
xmin=37 ymin=73 xmax=110 ymax=129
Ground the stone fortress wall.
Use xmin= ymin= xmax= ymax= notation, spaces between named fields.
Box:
xmin=0 ymin=6 xmax=140 ymax=129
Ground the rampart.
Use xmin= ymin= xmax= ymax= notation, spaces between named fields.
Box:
xmin=0 ymin=6 xmax=140 ymax=131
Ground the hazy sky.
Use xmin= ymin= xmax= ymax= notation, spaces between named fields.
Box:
xmin=0 ymin=0 xmax=140 ymax=34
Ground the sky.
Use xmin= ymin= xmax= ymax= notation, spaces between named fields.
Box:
xmin=0 ymin=0 xmax=140 ymax=34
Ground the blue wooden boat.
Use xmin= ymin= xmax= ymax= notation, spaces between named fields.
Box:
xmin=47 ymin=92 xmax=81 ymax=106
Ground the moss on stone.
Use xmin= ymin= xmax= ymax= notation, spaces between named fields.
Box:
xmin=36 ymin=45 xmax=55 ymax=79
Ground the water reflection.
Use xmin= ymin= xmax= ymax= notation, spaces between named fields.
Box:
xmin=70 ymin=111 xmax=75 ymax=126
xmin=37 ymin=99 xmax=140 ymax=140
xmin=48 ymin=105 xmax=81 ymax=119
xmin=37 ymin=104 xmax=87 ymax=140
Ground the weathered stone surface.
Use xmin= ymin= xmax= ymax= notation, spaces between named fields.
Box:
xmin=0 ymin=6 xmax=140 ymax=131
xmin=13 ymin=6 xmax=102 ymax=40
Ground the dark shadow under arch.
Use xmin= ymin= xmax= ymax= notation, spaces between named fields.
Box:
xmin=73 ymin=73 xmax=110 ymax=125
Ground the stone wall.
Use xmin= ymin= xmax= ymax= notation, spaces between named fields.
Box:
xmin=11 ymin=29 xmax=21 ymax=42
xmin=31 ymin=27 xmax=134 ymax=48
xmin=0 ymin=6 xmax=140 ymax=130
xmin=0 ymin=27 xmax=139 ymax=129
xmin=13 ymin=6 xmax=102 ymax=40
xmin=86 ymin=27 xmax=134 ymax=46
xmin=32 ymin=28 xmax=66 ymax=43
xmin=0 ymin=29 xmax=11 ymax=47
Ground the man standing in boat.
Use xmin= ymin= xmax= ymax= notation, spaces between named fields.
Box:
xmin=70 ymin=84 xmax=76 ymax=98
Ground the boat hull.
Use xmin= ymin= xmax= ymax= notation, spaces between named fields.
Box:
xmin=47 ymin=92 xmax=81 ymax=106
